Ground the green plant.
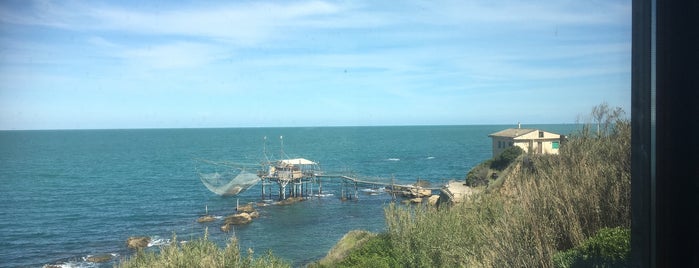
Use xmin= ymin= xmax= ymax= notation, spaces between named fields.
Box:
xmin=336 ymin=233 xmax=398 ymax=268
xmin=552 ymin=227 xmax=630 ymax=268
xmin=119 ymin=231 xmax=289 ymax=268
xmin=490 ymin=146 xmax=523 ymax=170
xmin=465 ymin=159 xmax=492 ymax=186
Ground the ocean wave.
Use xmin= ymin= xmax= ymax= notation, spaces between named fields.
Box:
xmin=426 ymin=156 xmax=436 ymax=159
xmin=148 ymin=236 xmax=171 ymax=247
xmin=311 ymin=193 xmax=334 ymax=197
xmin=43 ymin=253 xmax=120 ymax=268
xmin=386 ymin=158 xmax=400 ymax=161
xmin=360 ymin=188 xmax=384 ymax=193
xmin=43 ymin=261 xmax=98 ymax=268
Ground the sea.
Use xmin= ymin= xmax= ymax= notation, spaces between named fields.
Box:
xmin=0 ymin=125 xmax=578 ymax=267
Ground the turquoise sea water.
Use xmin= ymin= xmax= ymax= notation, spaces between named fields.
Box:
xmin=0 ymin=125 xmax=578 ymax=267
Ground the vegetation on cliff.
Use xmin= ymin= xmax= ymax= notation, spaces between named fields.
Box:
xmin=322 ymin=103 xmax=630 ymax=267
xmin=465 ymin=145 xmax=524 ymax=187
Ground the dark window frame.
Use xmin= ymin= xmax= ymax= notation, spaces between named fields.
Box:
xmin=631 ymin=0 xmax=698 ymax=266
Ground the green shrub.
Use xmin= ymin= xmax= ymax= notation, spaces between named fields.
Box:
xmin=552 ymin=227 xmax=630 ymax=268
xmin=552 ymin=249 xmax=582 ymax=268
xmin=119 ymin=231 xmax=289 ymax=268
xmin=336 ymin=233 xmax=398 ymax=268
xmin=490 ymin=146 xmax=523 ymax=170
xmin=465 ymin=159 xmax=492 ymax=186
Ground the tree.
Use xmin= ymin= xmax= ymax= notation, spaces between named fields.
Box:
xmin=590 ymin=102 xmax=626 ymax=137
xmin=592 ymin=102 xmax=609 ymax=136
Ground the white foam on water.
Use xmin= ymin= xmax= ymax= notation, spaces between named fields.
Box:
xmin=43 ymin=252 xmax=120 ymax=268
xmin=360 ymin=188 xmax=384 ymax=193
xmin=148 ymin=236 xmax=172 ymax=247
xmin=427 ymin=156 xmax=436 ymax=159
xmin=46 ymin=262 xmax=95 ymax=268
xmin=387 ymin=158 xmax=400 ymax=161
xmin=311 ymin=193 xmax=334 ymax=197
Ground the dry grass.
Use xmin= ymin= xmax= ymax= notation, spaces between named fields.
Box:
xmin=383 ymin=119 xmax=630 ymax=267
xmin=118 ymin=230 xmax=289 ymax=268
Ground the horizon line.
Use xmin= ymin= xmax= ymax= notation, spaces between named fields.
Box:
xmin=0 ymin=122 xmax=581 ymax=131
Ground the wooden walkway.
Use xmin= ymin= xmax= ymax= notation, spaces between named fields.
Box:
xmin=258 ymin=173 xmax=440 ymax=201
xmin=316 ymin=174 xmax=442 ymax=190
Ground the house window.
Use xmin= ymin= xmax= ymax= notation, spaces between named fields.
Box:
xmin=539 ymin=131 xmax=544 ymax=138
xmin=552 ymin=141 xmax=560 ymax=149
xmin=509 ymin=142 xmax=513 ymax=147
xmin=498 ymin=141 xmax=502 ymax=148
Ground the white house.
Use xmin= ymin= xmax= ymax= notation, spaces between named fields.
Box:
xmin=488 ymin=125 xmax=565 ymax=157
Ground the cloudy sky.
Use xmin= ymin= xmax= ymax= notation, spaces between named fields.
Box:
xmin=0 ymin=0 xmax=631 ymax=130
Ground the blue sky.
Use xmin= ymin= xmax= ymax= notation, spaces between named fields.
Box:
xmin=0 ymin=0 xmax=631 ymax=130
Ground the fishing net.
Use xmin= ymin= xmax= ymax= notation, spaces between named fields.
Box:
xmin=196 ymin=159 xmax=261 ymax=196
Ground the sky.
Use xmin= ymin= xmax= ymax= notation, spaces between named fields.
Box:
xmin=0 ymin=0 xmax=631 ymax=130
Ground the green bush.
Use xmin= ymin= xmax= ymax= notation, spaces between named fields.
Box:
xmin=490 ymin=146 xmax=523 ymax=170
xmin=119 ymin=231 xmax=289 ymax=268
xmin=336 ymin=234 xmax=398 ymax=268
xmin=552 ymin=227 xmax=630 ymax=268
xmin=465 ymin=159 xmax=492 ymax=186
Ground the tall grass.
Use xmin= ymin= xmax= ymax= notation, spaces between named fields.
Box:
xmin=119 ymin=230 xmax=289 ymax=268
xmin=383 ymin=116 xmax=630 ymax=267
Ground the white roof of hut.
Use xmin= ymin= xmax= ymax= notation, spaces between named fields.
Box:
xmin=279 ymin=158 xmax=317 ymax=165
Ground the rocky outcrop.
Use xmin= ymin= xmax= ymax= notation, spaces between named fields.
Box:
xmin=410 ymin=188 xmax=433 ymax=198
xmin=197 ymin=215 xmax=216 ymax=223
xmin=237 ymin=203 xmax=256 ymax=213
xmin=221 ymin=212 xmax=253 ymax=232
xmin=225 ymin=213 xmax=252 ymax=225
xmin=276 ymin=197 xmax=305 ymax=206
xmin=86 ymin=254 xmax=113 ymax=263
xmin=428 ymin=195 xmax=440 ymax=206
xmin=440 ymin=180 xmax=481 ymax=204
xmin=126 ymin=236 xmax=151 ymax=249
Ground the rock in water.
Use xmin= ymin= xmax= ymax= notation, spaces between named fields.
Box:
xmin=197 ymin=215 xmax=216 ymax=223
xmin=428 ymin=195 xmax=440 ymax=206
xmin=408 ymin=188 xmax=432 ymax=198
xmin=87 ymin=254 xmax=113 ymax=263
xmin=276 ymin=197 xmax=305 ymax=205
xmin=126 ymin=236 xmax=151 ymax=249
xmin=237 ymin=203 xmax=256 ymax=213
xmin=249 ymin=211 xmax=260 ymax=219
xmin=224 ymin=212 xmax=252 ymax=225
xmin=410 ymin=197 xmax=424 ymax=204
xmin=221 ymin=212 xmax=254 ymax=232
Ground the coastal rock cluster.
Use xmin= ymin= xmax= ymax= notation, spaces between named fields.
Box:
xmin=196 ymin=215 xmax=216 ymax=223
xmin=86 ymin=254 xmax=114 ymax=263
xmin=403 ymin=194 xmax=441 ymax=205
xmin=126 ymin=236 xmax=151 ymax=249
xmin=219 ymin=203 xmax=260 ymax=232
xmin=195 ymin=200 xmax=317 ymax=233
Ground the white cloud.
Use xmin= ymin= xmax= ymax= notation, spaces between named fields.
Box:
xmin=0 ymin=0 xmax=631 ymax=129
xmin=120 ymin=42 xmax=224 ymax=69
xmin=2 ymin=1 xmax=346 ymax=45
